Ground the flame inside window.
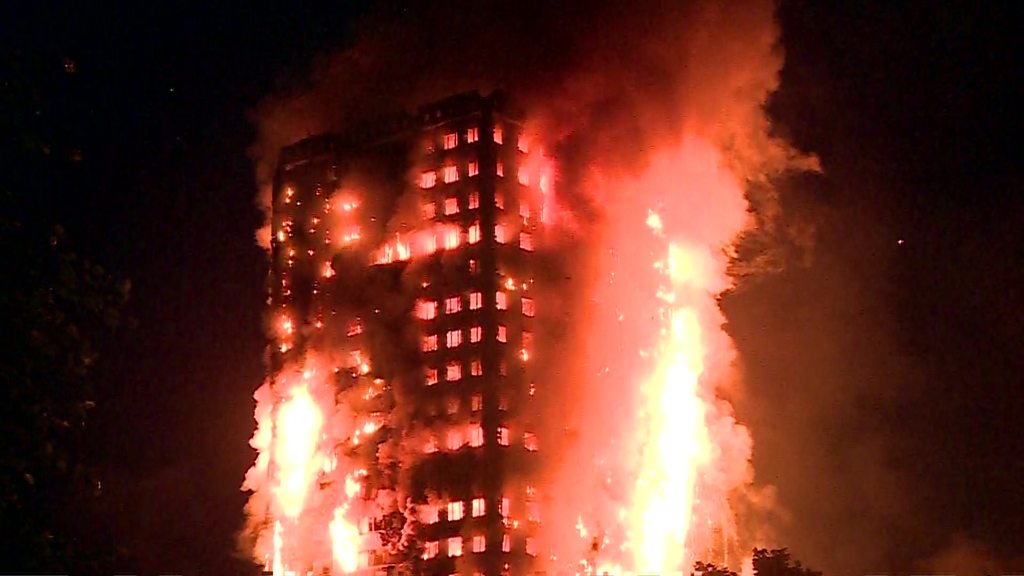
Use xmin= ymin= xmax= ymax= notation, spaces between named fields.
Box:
xmin=444 ymin=197 xmax=459 ymax=215
xmin=417 ymin=299 xmax=438 ymax=320
xmin=470 ymin=358 xmax=482 ymax=376
xmin=470 ymin=326 xmax=482 ymax=343
xmin=421 ymin=504 xmax=439 ymax=524
xmin=468 ymin=161 xmax=479 ymax=177
xmin=473 ymin=534 xmax=486 ymax=553
xmin=446 ymin=429 xmax=463 ymax=451
xmin=424 ymin=436 xmax=439 ymax=454
xmin=422 ymin=334 xmax=438 ymax=352
xmin=442 ymin=165 xmax=459 ymax=184
xmin=446 ymin=360 xmax=462 ymax=381
xmin=442 ymin=227 xmax=460 ymax=250
xmin=424 ymin=540 xmax=439 ymax=559
xmin=448 ymin=536 xmax=463 ymax=557
xmin=445 ymin=296 xmax=462 ymax=314
xmin=527 ymin=502 xmax=540 ymax=521
xmin=466 ymin=126 xmax=479 ymax=143
xmin=520 ymin=232 xmax=534 ymax=252
xmin=472 ymin=497 xmax=486 ymax=517
xmin=469 ymin=425 xmax=484 ymax=447
xmin=420 ymin=171 xmax=437 ymax=189
xmin=522 ymin=297 xmax=535 ymax=317
xmin=524 ymin=432 xmax=539 ymax=451
xmin=443 ymin=132 xmax=457 ymax=150
xmin=447 ymin=501 xmax=465 ymax=521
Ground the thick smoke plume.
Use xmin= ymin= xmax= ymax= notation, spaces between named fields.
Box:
xmin=247 ymin=0 xmax=818 ymax=572
xmin=252 ymin=0 xmax=816 ymax=249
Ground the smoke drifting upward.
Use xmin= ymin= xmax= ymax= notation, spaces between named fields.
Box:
xmin=247 ymin=0 xmax=817 ymax=572
xmin=252 ymin=0 xmax=816 ymax=248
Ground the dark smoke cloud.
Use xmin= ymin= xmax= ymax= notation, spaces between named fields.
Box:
xmin=251 ymin=0 xmax=816 ymax=250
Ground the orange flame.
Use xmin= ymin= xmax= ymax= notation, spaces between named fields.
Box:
xmin=546 ymin=136 xmax=752 ymax=574
xmin=371 ymin=223 xmax=462 ymax=265
xmin=273 ymin=380 xmax=324 ymax=519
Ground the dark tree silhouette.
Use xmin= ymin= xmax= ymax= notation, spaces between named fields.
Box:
xmin=1 ymin=47 xmax=130 ymax=571
xmin=694 ymin=560 xmax=739 ymax=576
xmin=752 ymin=547 xmax=823 ymax=576
xmin=693 ymin=547 xmax=823 ymax=576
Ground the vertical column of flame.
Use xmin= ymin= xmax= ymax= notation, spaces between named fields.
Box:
xmin=562 ymin=137 xmax=750 ymax=574
xmin=273 ymin=379 xmax=325 ymax=519
xmin=329 ymin=470 xmax=366 ymax=573
xmin=329 ymin=508 xmax=360 ymax=573
xmin=272 ymin=520 xmax=283 ymax=576
xmin=628 ymin=239 xmax=714 ymax=572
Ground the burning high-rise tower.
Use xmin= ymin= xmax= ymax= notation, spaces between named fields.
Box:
xmin=248 ymin=91 xmax=550 ymax=575
xmin=246 ymin=4 xmax=818 ymax=567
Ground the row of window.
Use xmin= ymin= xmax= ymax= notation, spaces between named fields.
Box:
xmin=417 ymin=294 xmax=535 ymax=319
xmin=423 ymin=535 xmax=538 ymax=559
xmin=434 ymin=125 xmax=528 ymax=152
xmin=426 ymin=357 xmax=482 ymax=384
xmin=417 ymin=493 xmax=541 ymax=526
xmin=434 ymin=124 xmax=528 ymax=150
xmin=423 ymin=427 xmax=539 ymax=453
xmin=422 ymin=328 xmax=532 ymax=354
xmin=438 ymin=391 xmax=514 ymax=417
xmin=400 ymin=217 xmax=535 ymax=252
xmin=437 ymin=126 xmax=482 ymax=151
xmin=424 ymin=191 xmax=534 ymax=219
xmin=420 ymin=162 xmax=533 ymax=189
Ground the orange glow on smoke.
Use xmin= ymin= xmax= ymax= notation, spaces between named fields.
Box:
xmin=247 ymin=105 xmax=763 ymax=573
xmin=628 ymin=245 xmax=713 ymax=572
xmin=548 ymin=136 xmax=752 ymax=574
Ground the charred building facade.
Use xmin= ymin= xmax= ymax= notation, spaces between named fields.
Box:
xmin=267 ymin=91 xmax=546 ymax=575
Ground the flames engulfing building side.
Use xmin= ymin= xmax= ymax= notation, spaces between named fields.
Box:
xmin=256 ymin=91 xmax=549 ymax=575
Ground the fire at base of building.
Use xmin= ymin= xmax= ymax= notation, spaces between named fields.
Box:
xmin=244 ymin=91 xmax=551 ymax=576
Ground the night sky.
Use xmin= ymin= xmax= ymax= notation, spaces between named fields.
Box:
xmin=2 ymin=1 xmax=1021 ymax=574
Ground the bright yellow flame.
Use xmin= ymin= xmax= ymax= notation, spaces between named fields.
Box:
xmin=272 ymin=520 xmax=283 ymax=576
xmin=329 ymin=506 xmax=360 ymax=574
xmin=272 ymin=383 xmax=324 ymax=519
xmin=627 ymin=243 xmax=713 ymax=572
